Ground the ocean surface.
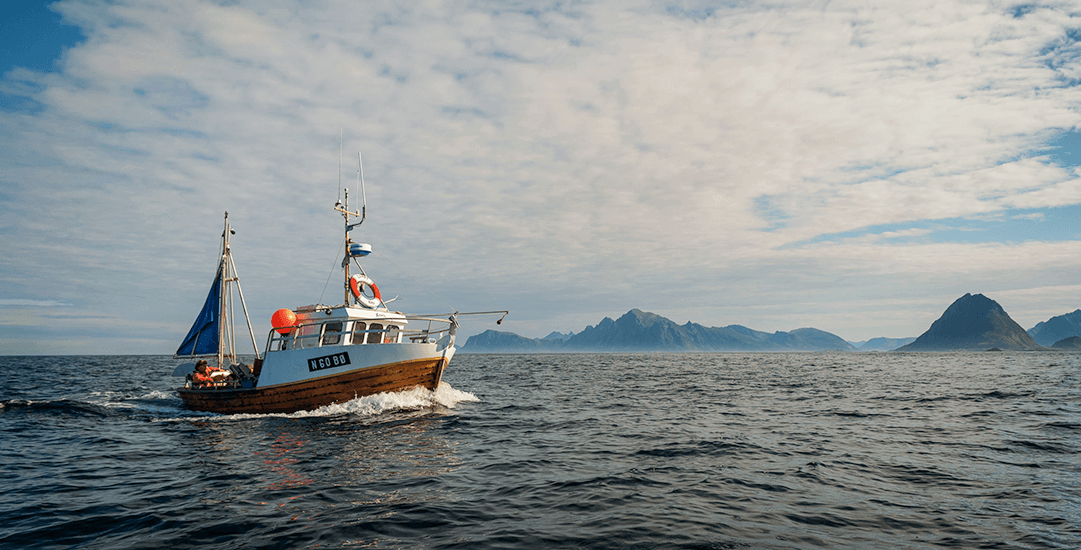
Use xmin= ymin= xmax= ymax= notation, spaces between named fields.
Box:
xmin=1 ymin=352 xmax=1079 ymax=549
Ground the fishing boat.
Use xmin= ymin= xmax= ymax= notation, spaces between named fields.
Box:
xmin=173 ymin=160 xmax=504 ymax=414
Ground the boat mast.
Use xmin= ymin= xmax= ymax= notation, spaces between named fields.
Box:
xmin=334 ymin=152 xmax=366 ymax=306
xmin=218 ymin=212 xmax=229 ymax=369
xmin=219 ymin=211 xmax=260 ymax=366
xmin=343 ymin=189 xmax=351 ymax=306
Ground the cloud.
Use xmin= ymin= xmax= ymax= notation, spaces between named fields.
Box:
xmin=1012 ymin=212 xmax=1045 ymax=220
xmin=0 ymin=299 xmax=70 ymax=307
xmin=2 ymin=0 xmax=1080 ymax=351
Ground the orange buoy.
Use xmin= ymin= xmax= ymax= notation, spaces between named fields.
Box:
xmin=271 ymin=308 xmax=297 ymax=334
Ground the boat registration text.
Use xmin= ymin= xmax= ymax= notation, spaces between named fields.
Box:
xmin=308 ymin=352 xmax=351 ymax=372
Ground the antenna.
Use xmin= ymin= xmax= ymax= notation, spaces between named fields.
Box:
xmin=337 ymin=129 xmax=343 ymax=203
xmin=337 ymin=151 xmax=365 ymax=230
xmin=358 ymin=152 xmax=367 ymax=222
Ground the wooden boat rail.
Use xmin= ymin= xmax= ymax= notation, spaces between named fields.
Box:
xmin=187 ymin=379 xmax=242 ymax=391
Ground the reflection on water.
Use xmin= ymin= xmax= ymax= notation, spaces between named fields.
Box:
xmin=260 ymin=432 xmax=314 ymax=491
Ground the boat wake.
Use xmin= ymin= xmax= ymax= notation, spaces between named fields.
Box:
xmin=183 ymin=382 xmax=479 ymax=421
xmin=3 ymin=383 xmax=478 ymax=422
xmin=1 ymin=388 xmax=188 ymax=418
xmin=286 ymin=381 xmax=479 ymax=419
xmin=0 ymin=398 xmax=119 ymax=418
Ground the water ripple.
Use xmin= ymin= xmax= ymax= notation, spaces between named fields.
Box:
xmin=1 ymin=352 xmax=1079 ymax=549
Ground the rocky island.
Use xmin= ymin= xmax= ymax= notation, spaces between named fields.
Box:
xmin=897 ymin=293 xmax=1042 ymax=351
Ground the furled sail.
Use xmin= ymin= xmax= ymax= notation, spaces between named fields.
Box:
xmin=176 ymin=269 xmax=221 ymax=357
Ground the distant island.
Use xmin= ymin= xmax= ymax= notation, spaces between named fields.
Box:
xmin=1028 ymin=309 xmax=1081 ymax=347
xmin=897 ymin=293 xmax=1042 ymax=351
xmin=1052 ymin=336 xmax=1081 ymax=350
xmin=462 ymin=296 xmax=1081 ymax=353
xmin=849 ymin=337 xmax=917 ymax=351
xmin=463 ymin=309 xmax=856 ymax=353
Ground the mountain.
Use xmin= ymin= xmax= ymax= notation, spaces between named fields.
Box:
xmin=856 ymin=337 xmax=916 ymax=351
xmin=773 ymin=327 xmax=856 ymax=351
xmin=543 ymin=331 xmax=575 ymax=340
xmin=462 ymin=309 xmax=855 ymax=353
xmin=1028 ymin=309 xmax=1081 ymax=347
xmin=896 ymin=294 xmax=1042 ymax=351
xmin=463 ymin=330 xmax=564 ymax=352
xmin=1051 ymin=336 xmax=1081 ymax=350
xmin=561 ymin=309 xmax=697 ymax=351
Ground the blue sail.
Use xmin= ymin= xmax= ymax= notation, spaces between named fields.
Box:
xmin=176 ymin=269 xmax=221 ymax=357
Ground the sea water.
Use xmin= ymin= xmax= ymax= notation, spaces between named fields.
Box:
xmin=1 ymin=352 xmax=1079 ymax=549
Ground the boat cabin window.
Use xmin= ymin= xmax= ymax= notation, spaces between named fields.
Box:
xmin=351 ymin=322 xmax=366 ymax=345
xmin=295 ymin=323 xmax=320 ymax=349
xmin=367 ymin=323 xmax=384 ymax=344
xmin=385 ymin=325 xmax=400 ymax=344
xmin=321 ymin=322 xmax=343 ymax=346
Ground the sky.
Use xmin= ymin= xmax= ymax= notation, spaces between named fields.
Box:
xmin=1 ymin=0 xmax=1080 ymax=354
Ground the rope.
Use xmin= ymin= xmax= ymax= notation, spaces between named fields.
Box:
xmin=317 ymin=235 xmax=346 ymax=305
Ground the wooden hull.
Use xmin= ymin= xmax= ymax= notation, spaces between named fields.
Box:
xmin=177 ymin=356 xmax=448 ymax=414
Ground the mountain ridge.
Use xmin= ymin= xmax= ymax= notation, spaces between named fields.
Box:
xmin=463 ymin=298 xmax=1081 ymax=354
xmin=462 ymin=309 xmax=856 ymax=353
xmin=1028 ymin=309 xmax=1081 ymax=347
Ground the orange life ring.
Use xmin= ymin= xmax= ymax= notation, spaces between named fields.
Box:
xmin=349 ymin=274 xmax=382 ymax=308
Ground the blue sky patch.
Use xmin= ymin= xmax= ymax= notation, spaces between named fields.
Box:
xmin=0 ymin=0 xmax=84 ymax=76
xmin=754 ymin=195 xmax=789 ymax=231
xmin=799 ymin=204 xmax=1081 ymax=247
xmin=1047 ymin=130 xmax=1081 ymax=168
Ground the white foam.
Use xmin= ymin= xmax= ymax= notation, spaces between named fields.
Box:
xmin=138 ymin=390 xmax=176 ymax=400
xmin=433 ymin=381 xmax=480 ymax=407
xmin=292 ymin=381 xmax=479 ymax=418
xmin=192 ymin=382 xmax=479 ymax=421
xmin=83 ymin=389 xmax=182 ymax=411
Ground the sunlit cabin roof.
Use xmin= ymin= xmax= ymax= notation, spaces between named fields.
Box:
xmin=294 ymin=305 xmax=407 ymax=323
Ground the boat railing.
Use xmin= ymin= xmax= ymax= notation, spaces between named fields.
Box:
xmin=263 ymin=315 xmax=455 ymax=355
xmin=400 ymin=315 xmax=456 ymax=342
